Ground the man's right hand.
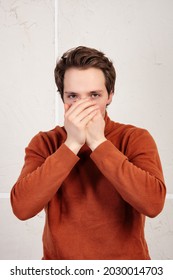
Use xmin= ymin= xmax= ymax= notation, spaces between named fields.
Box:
xmin=64 ymin=98 xmax=99 ymax=154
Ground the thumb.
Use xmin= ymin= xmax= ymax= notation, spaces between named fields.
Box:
xmin=64 ymin=103 xmax=70 ymax=113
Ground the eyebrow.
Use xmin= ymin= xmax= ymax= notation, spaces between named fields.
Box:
xmin=64 ymin=90 xmax=104 ymax=95
xmin=64 ymin=91 xmax=77 ymax=95
xmin=90 ymin=90 xmax=103 ymax=93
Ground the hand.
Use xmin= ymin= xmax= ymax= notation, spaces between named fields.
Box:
xmin=64 ymin=99 xmax=99 ymax=154
xmin=86 ymin=110 xmax=107 ymax=151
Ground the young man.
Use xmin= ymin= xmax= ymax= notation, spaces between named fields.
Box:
xmin=11 ymin=46 xmax=166 ymax=259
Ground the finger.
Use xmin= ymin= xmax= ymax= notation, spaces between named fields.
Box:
xmin=66 ymin=99 xmax=97 ymax=117
xmin=75 ymin=105 xmax=99 ymax=123
xmin=66 ymin=98 xmax=90 ymax=114
xmin=80 ymin=109 xmax=99 ymax=126
xmin=94 ymin=109 xmax=103 ymax=119
xmin=64 ymin=103 xmax=71 ymax=113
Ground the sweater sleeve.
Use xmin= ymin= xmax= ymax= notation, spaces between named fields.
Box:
xmin=10 ymin=132 xmax=79 ymax=220
xmin=90 ymin=129 xmax=166 ymax=218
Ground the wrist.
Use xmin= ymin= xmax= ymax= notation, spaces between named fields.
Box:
xmin=64 ymin=139 xmax=83 ymax=155
xmin=89 ymin=137 xmax=107 ymax=151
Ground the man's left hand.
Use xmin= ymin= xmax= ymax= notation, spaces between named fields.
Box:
xmin=86 ymin=110 xmax=107 ymax=151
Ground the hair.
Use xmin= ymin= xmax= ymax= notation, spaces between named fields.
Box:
xmin=54 ymin=46 xmax=116 ymax=100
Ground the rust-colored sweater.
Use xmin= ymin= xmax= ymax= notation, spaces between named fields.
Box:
xmin=11 ymin=114 xmax=166 ymax=259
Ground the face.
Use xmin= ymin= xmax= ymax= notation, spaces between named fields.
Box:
xmin=63 ymin=67 xmax=113 ymax=117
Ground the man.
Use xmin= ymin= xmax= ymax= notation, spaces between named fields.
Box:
xmin=11 ymin=46 xmax=166 ymax=259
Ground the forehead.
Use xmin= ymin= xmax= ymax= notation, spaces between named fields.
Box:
xmin=64 ymin=67 xmax=106 ymax=91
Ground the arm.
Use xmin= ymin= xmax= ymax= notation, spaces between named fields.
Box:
xmin=10 ymin=132 xmax=79 ymax=220
xmin=90 ymin=129 xmax=166 ymax=218
xmin=11 ymin=99 xmax=99 ymax=220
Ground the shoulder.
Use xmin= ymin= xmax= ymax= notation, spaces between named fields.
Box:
xmin=26 ymin=126 xmax=67 ymax=156
xmin=116 ymin=122 xmax=151 ymax=141
xmin=107 ymin=118 xmax=157 ymax=154
xmin=107 ymin=117 xmax=150 ymax=140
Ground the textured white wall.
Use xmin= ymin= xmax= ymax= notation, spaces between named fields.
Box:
xmin=0 ymin=0 xmax=172 ymax=260
xmin=57 ymin=0 xmax=173 ymax=259
xmin=0 ymin=0 xmax=54 ymax=259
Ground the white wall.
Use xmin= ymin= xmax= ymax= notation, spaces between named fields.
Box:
xmin=57 ymin=0 xmax=173 ymax=259
xmin=0 ymin=0 xmax=55 ymax=259
xmin=0 ymin=0 xmax=172 ymax=259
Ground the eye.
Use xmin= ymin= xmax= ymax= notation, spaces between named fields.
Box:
xmin=68 ymin=94 xmax=77 ymax=99
xmin=91 ymin=93 xmax=101 ymax=99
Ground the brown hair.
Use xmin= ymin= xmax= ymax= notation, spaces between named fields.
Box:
xmin=54 ymin=46 xmax=116 ymax=100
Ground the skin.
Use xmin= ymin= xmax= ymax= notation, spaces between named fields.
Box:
xmin=63 ymin=67 xmax=113 ymax=154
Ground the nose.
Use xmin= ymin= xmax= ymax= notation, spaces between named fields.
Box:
xmin=80 ymin=97 xmax=90 ymax=100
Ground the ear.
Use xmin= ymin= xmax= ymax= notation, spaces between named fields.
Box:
xmin=107 ymin=91 xmax=114 ymax=105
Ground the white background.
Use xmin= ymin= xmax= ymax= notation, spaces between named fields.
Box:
xmin=0 ymin=0 xmax=172 ymax=259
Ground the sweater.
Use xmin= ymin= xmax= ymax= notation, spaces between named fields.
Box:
xmin=11 ymin=113 xmax=166 ymax=259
